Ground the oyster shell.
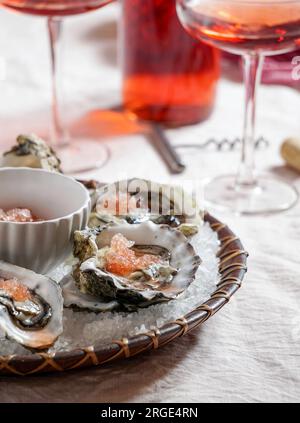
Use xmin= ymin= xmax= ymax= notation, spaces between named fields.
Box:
xmin=2 ymin=134 xmax=62 ymax=173
xmin=89 ymin=178 xmax=203 ymax=237
xmin=73 ymin=221 xmax=201 ymax=308
xmin=61 ymin=274 xmax=120 ymax=312
xmin=0 ymin=261 xmax=63 ymax=349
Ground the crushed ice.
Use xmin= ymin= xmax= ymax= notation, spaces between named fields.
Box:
xmin=0 ymin=223 xmax=220 ymax=356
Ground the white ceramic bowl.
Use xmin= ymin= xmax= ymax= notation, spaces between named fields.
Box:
xmin=0 ymin=167 xmax=90 ymax=274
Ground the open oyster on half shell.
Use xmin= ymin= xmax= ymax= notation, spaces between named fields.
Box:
xmin=69 ymin=221 xmax=201 ymax=309
xmin=0 ymin=261 xmax=63 ymax=349
xmin=89 ymin=179 xmax=203 ymax=237
xmin=61 ymin=273 xmax=120 ymax=313
xmin=2 ymin=134 xmax=62 ymax=173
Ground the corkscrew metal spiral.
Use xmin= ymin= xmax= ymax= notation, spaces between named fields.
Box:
xmin=174 ymin=136 xmax=269 ymax=152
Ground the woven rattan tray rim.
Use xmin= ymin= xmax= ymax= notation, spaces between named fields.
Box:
xmin=0 ymin=212 xmax=248 ymax=376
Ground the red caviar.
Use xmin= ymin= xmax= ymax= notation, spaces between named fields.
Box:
xmin=105 ymin=233 xmax=160 ymax=277
xmin=0 ymin=208 xmax=41 ymax=223
xmin=0 ymin=278 xmax=32 ymax=302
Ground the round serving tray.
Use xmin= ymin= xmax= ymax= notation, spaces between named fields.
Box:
xmin=0 ymin=213 xmax=248 ymax=376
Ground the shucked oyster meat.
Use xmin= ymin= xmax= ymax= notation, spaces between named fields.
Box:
xmin=2 ymin=134 xmax=62 ymax=173
xmin=0 ymin=261 xmax=63 ymax=349
xmin=89 ymin=178 xmax=203 ymax=237
xmin=72 ymin=221 xmax=201 ymax=308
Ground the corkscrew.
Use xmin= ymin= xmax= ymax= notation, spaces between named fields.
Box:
xmin=174 ymin=136 xmax=269 ymax=152
xmin=146 ymin=123 xmax=269 ymax=175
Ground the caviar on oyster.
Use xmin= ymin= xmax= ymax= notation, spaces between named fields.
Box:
xmin=72 ymin=221 xmax=201 ymax=308
xmin=2 ymin=134 xmax=62 ymax=173
xmin=89 ymin=179 xmax=203 ymax=237
xmin=0 ymin=278 xmax=51 ymax=329
xmin=96 ymin=233 xmax=176 ymax=286
xmin=0 ymin=261 xmax=63 ymax=349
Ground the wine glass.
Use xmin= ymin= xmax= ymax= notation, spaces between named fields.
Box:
xmin=0 ymin=0 xmax=114 ymax=173
xmin=177 ymin=0 xmax=300 ymax=214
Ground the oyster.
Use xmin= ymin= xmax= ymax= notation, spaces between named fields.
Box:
xmin=2 ymin=134 xmax=62 ymax=173
xmin=0 ymin=261 xmax=63 ymax=349
xmin=72 ymin=221 xmax=201 ymax=308
xmin=61 ymin=274 xmax=120 ymax=312
xmin=89 ymin=178 xmax=203 ymax=237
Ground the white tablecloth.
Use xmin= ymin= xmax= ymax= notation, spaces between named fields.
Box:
xmin=0 ymin=3 xmax=300 ymax=403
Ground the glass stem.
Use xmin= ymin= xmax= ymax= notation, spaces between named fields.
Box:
xmin=47 ymin=17 xmax=68 ymax=147
xmin=236 ymin=54 xmax=264 ymax=187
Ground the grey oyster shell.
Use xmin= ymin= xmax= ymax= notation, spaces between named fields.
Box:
xmin=73 ymin=221 xmax=201 ymax=308
xmin=89 ymin=178 xmax=203 ymax=237
xmin=2 ymin=134 xmax=62 ymax=173
xmin=0 ymin=261 xmax=63 ymax=349
xmin=61 ymin=274 xmax=120 ymax=313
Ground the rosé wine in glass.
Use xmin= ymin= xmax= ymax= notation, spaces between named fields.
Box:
xmin=177 ymin=0 xmax=300 ymax=214
xmin=1 ymin=0 xmax=113 ymax=16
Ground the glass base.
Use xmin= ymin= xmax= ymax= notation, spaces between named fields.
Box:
xmin=55 ymin=140 xmax=110 ymax=174
xmin=204 ymin=174 xmax=299 ymax=215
